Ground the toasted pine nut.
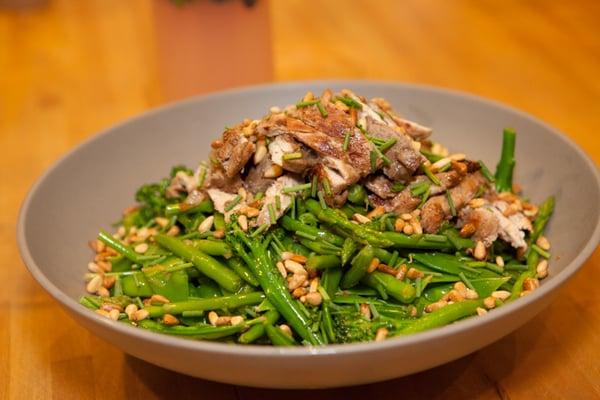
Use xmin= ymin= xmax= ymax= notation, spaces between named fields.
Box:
xmin=238 ymin=214 xmax=248 ymax=232
xmin=536 ymin=236 xmax=551 ymax=251
xmin=279 ymin=324 xmax=293 ymax=336
xmin=254 ymin=140 xmax=267 ymax=165
xmin=134 ymin=243 xmax=148 ymax=254
xmin=460 ymin=223 xmax=476 ymax=237
xmin=483 ymin=296 xmax=496 ymax=309
xmin=86 ymin=275 xmax=103 ymax=294
xmin=425 ymin=300 xmax=448 ymax=313
xmin=473 ymin=241 xmax=486 ymax=260
xmin=375 ymin=327 xmax=389 ymax=341
xmin=444 ymin=289 xmax=464 ymax=302
xmin=88 ymin=262 xmax=102 ymax=273
xmin=284 ymin=259 xmax=307 ymax=275
xmin=491 ymin=290 xmax=511 ymax=301
xmin=453 ymin=282 xmax=468 ymax=297
xmin=395 ymin=264 xmax=407 ymax=280
xmin=132 ymin=309 xmax=149 ymax=321
xmin=536 ymin=259 xmax=549 ymax=279
xmin=309 ymin=277 xmax=320 ymax=293
xmin=108 ymin=309 xmax=120 ymax=321
xmin=367 ymin=258 xmax=380 ymax=273
xmin=95 ymin=309 xmax=110 ymax=318
xmin=162 ymin=314 xmax=179 ymax=326
xmin=276 ymin=261 xmax=287 ymax=278
xmin=263 ymin=164 xmax=283 ymax=178
xmin=403 ymin=224 xmax=414 ymax=235
xmin=469 ymin=198 xmax=486 ymax=208
xmin=360 ymin=303 xmax=371 ymax=320
xmin=125 ymin=304 xmax=138 ymax=320
xmin=213 ymin=229 xmax=225 ymax=239
xmin=287 ymin=274 xmax=306 ymax=291
xmin=394 ymin=218 xmax=405 ymax=232
xmin=150 ymin=294 xmax=170 ymax=304
xmin=241 ymin=206 xmax=260 ymax=218
xmin=465 ymin=289 xmax=479 ymax=299
xmin=523 ymin=277 xmax=540 ymax=291
xmin=406 ymin=267 xmax=424 ymax=280
xmin=103 ymin=276 xmax=116 ymax=289
xmin=208 ymin=311 xmax=219 ymax=326
xmin=198 ymin=215 xmax=214 ymax=233
xmin=292 ymin=287 xmax=308 ymax=298
xmin=476 ymin=307 xmax=488 ymax=316
xmin=367 ymin=206 xmax=385 ymax=219
xmin=495 ymin=256 xmax=505 ymax=267
xmin=352 ymin=213 xmax=371 ymax=224
xmin=230 ymin=316 xmax=245 ymax=326
xmin=305 ymin=292 xmax=322 ymax=306
xmin=411 ymin=221 xmax=423 ymax=235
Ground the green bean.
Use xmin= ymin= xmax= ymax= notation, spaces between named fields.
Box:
xmin=265 ymin=323 xmax=296 ymax=346
xmin=362 ymin=271 xmax=416 ymax=303
xmin=238 ymin=309 xmax=280 ymax=344
xmin=137 ymin=319 xmax=243 ymax=339
xmin=341 ymin=237 xmax=357 ymax=265
xmin=341 ymin=245 xmax=374 ymax=289
xmin=397 ymin=300 xmax=483 ymax=334
xmin=145 ymin=291 xmax=265 ymax=317
xmin=190 ymin=239 xmax=232 ymax=258
xmin=155 ymin=234 xmax=242 ymax=292
xmin=280 ymin=216 xmax=344 ymax=246
xmin=226 ymin=257 xmax=260 ymax=287
xmin=232 ymin=230 xmax=323 ymax=345
xmin=165 ymin=199 xmax=214 ymax=216
xmin=495 ymin=128 xmax=516 ymax=192
xmin=306 ymin=255 xmax=342 ymax=270
xmin=299 ymin=238 xmax=341 ymax=255
xmin=98 ymin=230 xmax=156 ymax=264
xmin=322 ymin=268 xmax=342 ymax=298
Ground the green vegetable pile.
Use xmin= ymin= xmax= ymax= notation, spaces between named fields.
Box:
xmin=81 ymin=127 xmax=554 ymax=346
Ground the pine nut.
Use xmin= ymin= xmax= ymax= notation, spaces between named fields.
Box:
xmin=284 ymin=259 xmax=307 ymax=275
xmin=95 ymin=309 xmax=110 ymax=318
xmin=88 ymin=262 xmax=102 ymax=273
xmin=230 ymin=316 xmax=245 ymax=326
xmin=279 ymin=324 xmax=293 ymax=336
xmin=86 ymin=275 xmax=103 ymax=294
xmin=155 ymin=217 xmax=169 ymax=227
xmin=469 ymin=198 xmax=486 ymax=208
xmin=292 ymin=287 xmax=307 ymax=298
xmin=150 ymin=294 xmax=170 ymax=304
xmin=134 ymin=243 xmax=148 ymax=254
xmin=367 ymin=206 xmax=385 ymax=219
xmin=167 ymin=225 xmax=181 ymax=236
xmin=309 ymin=277 xmax=320 ymax=293
xmin=108 ymin=309 xmax=120 ymax=321
xmin=360 ymin=303 xmax=371 ymax=320
xmin=411 ymin=221 xmax=423 ymax=235
xmin=523 ymin=277 xmax=540 ymax=291
xmin=453 ymin=282 xmax=468 ymax=297
xmin=375 ymin=327 xmax=389 ymax=341
xmin=460 ymin=223 xmax=476 ymax=237
xmin=395 ymin=264 xmax=408 ymax=280
xmin=536 ymin=259 xmax=549 ymax=279
xmin=305 ymin=292 xmax=322 ymax=306
xmin=352 ymin=213 xmax=371 ymax=224
xmin=208 ymin=311 xmax=219 ymax=326
xmin=425 ymin=300 xmax=448 ymax=313
xmin=237 ymin=214 xmax=248 ymax=232
xmin=162 ymin=314 xmax=179 ymax=326
xmin=367 ymin=258 xmax=380 ymax=273
xmin=276 ymin=261 xmax=288 ymax=278
xmin=491 ymin=290 xmax=511 ymax=301
xmin=496 ymin=256 xmax=505 ymax=267
xmin=465 ymin=289 xmax=479 ymax=299
xmin=394 ymin=218 xmax=405 ymax=232
xmin=476 ymin=307 xmax=488 ymax=316
xmin=483 ymin=296 xmax=496 ymax=309
xmin=403 ymin=224 xmax=414 ymax=235
xmin=406 ymin=267 xmax=424 ymax=280
xmin=132 ymin=309 xmax=149 ymax=321
xmin=473 ymin=241 xmax=486 ymax=260
xmin=254 ymin=140 xmax=268 ymax=164
xmin=287 ymin=274 xmax=306 ymax=290
xmin=125 ymin=304 xmax=138 ymax=320
xmin=198 ymin=215 xmax=214 ymax=233
xmin=536 ymin=236 xmax=551 ymax=251
xmin=263 ymin=164 xmax=283 ymax=178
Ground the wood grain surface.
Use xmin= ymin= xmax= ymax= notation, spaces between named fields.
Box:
xmin=1 ymin=0 xmax=599 ymax=398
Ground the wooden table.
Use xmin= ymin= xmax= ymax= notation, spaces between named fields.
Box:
xmin=1 ymin=1 xmax=599 ymax=398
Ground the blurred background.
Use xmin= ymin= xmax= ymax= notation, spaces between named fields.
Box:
xmin=1 ymin=1 xmax=599 ymax=399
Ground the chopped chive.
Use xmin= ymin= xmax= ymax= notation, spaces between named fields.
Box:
xmin=474 ymin=185 xmax=487 ymax=198
xmin=295 ymin=230 xmax=317 ymax=241
xmin=311 ymin=175 xmax=318 ymax=198
xmin=182 ymin=310 xmax=205 ymax=317
xmin=296 ymin=99 xmax=320 ymax=108
xmin=446 ymin=191 xmax=456 ymax=217
xmin=282 ymin=152 xmax=303 ymax=161
xmin=459 ymin=272 xmax=475 ymax=291
xmin=268 ymin=203 xmax=277 ymax=225
xmin=423 ymin=234 xmax=447 ymax=242
xmin=439 ymin=163 xmax=452 ymax=172
xmin=335 ymin=96 xmax=363 ymax=109
xmin=422 ymin=164 xmax=442 ymax=186
xmin=420 ymin=149 xmax=443 ymax=162
xmin=366 ymin=135 xmax=387 ymax=146
xmin=322 ymin=178 xmax=332 ymax=196
xmin=291 ymin=197 xmax=297 ymax=219
xmin=224 ymin=195 xmax=242 ymax=212
xmin=343 ymin=132 xmax=351 ymax=151
xmin=391 ymin=182 xmax=406 ymax=193
xmin=378 ymin=138 xmax=397 ymax=153
xmin=478 ymin=160 xmax=495 ymax=182
xmin=275 ymin=195 xmax=281 ymax=211
xmin=251 ymin=223 xmax=270 ymax=238
xmin=370 ymin=150 xmax=378 ymax=172
xmin=283 ymin=183 xmax=312 ymax=193
xmin=316 ymin=101 xmax=328 ymax=118
xmin=254 ymin=192 xmax=264 ymax=200
xmin=318 ymin=191 xmax=327 ymax=209
xmin=410 ymin=181 xmax=430 ymax=197
xmin=373 ymin=145 xmax=391 ymax=166
xmin=466 ymin=261 xmax=487 ymax=267
xmin=357 ymin=124 xmax=368 ymax=135
xmin=485 ymin=262 xmax=505 ymax=274
xmin=197 ymin=165 xmax=207 ymax=188
xmin=531 ymin=244 xmax=550 ymax=259
xmin=418 ymin=186 xmax=431 ymax=208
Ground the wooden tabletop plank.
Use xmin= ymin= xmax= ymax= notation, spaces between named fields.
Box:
xmin=1 ymin=0 xmax=599 ymax=398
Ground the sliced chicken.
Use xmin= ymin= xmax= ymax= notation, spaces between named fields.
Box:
xmin=207 ymin=166 xmax=244 ymax=193
xmin=256 ymin=175 xmax=302 ymax=226
xmin=366 ymin=117 xmax=424 ymax=182
xmin=210 ymin=127 xmax=255 ymax=178
xmin=207 ymin=188 xmax=245 ymax=215
xmin=268 ymin=134 xmax=318 ymax=174
xmin=244 ymin=157 xmax=275 ymax=194
xmin=165 ymin=171 xmax=197 ymax=199
xmin=420 ymin=172 xmax=487 ymax=233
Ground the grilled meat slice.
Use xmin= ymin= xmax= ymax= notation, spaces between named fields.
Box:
xmin=268 ymin=134 xmax=318 ymax=174
xmin=369 ymin=97 xmax=432 ymax=140
xmin=244 ymin=157 xmax=275 ymax=194
xmin=210 ymin=127 xmax=255 ymax=178
xmin=420 ymin=171 xmax=487 ymax=233
xmin=365 ymin=175 xmax=396 ymax=199
xmin=207 ymin=165 xmax=243 ymax=193
xmin=256 ymin=175 xmax=302 ymax=226
xmin=366 ymin=117 xmax=424 ymax=182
